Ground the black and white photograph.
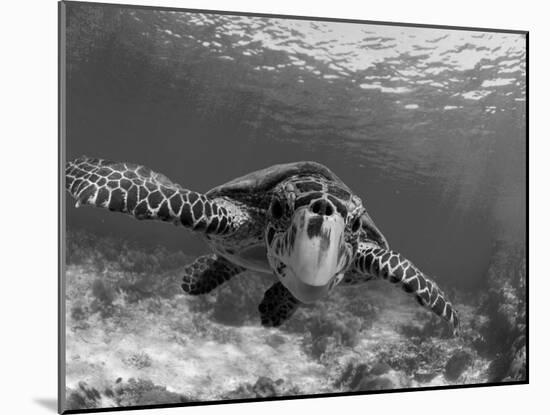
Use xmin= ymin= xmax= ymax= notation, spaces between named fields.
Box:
xmin=59 ymin=1 xmax=526 ymax=412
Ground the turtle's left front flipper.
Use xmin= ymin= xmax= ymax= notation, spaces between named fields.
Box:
xmin=353 ymin=243 xmax=460 ymax=335
xmin=66 ymin=156 xmax=243 ymax=234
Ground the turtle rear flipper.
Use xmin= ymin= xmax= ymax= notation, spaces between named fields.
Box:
xmin=259 ymin=282 xmax=300 ymax=327
xmin=181 ymin=254 xmax=244 ymax=295
xmin=66 ymin=156 xmax=244 ymax=234
xmin=351 ymin=242 xmax=460 ymax=336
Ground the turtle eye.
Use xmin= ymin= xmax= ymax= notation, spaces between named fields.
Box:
xmin=270 ymin=199 xmax=285 ymax=219
xmin=351 ymin=216 xmax=362 ymax=233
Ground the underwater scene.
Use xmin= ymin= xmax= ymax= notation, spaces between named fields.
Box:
xmin=62 ymin=2 xmax=526 ymax=411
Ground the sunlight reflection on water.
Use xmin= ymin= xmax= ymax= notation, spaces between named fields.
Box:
xmin=66 ymin=5 xmax=526 ymax=289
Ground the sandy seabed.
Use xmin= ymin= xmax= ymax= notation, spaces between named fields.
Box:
xmin=63 ymin=232 xmax=525 ymax=410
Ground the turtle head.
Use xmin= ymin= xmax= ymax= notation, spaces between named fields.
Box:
xmin=265 ymin=177 xmax=387 ymax=304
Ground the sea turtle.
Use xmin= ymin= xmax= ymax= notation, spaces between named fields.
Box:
xmin=66 ymin=157 xmax=460 ymax=334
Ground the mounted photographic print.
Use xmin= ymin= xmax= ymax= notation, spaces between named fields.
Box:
xmin=59 ymin=1 xmax=528 ymax=413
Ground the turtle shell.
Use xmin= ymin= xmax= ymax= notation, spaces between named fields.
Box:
xmin=206 ymin=161 xmax=348 ymax=201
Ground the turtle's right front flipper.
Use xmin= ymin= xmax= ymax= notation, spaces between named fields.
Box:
xmin=66 ymin=156 xmax=243 ymax=234
xmin=353 ymin=243 xmax=460 ymax=335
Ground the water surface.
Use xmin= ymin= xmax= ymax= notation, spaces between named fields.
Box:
xmin=66 ymin=5 xmax=526 ymax=292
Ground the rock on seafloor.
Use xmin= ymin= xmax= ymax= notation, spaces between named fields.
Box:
xmin=445 ymin=351 xmax=474 ymax=381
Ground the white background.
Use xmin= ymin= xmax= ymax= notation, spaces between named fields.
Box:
xmin=0 ymin=0 xmax=545 ymax=413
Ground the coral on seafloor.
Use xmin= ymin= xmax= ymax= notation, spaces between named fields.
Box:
xmin=474 ymin=241 xmax=526 ymax=382
xmin=335 ymin=361 xmax=410 ymax=391
xmin=63 ymin=231 xmax=526 ymax=411
xmin=123 ymin=352 xmax=153 ymax=370
xmin=222 ymin=377 xmax=303 ymax=399
xmin=445 ymin=351 xmax=474 ymax=381
xmin=65 ymin=378 xmax=191 ymax=410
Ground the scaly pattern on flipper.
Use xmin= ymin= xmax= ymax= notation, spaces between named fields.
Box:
xmin=352 ymin=242 xmax=460 ymax=335
xmin=66 ymin=156 xmax=242 ymax=234
xmin=259 ymin=282 xmax=300 ymax=327
xmin=181 ymin=254 xmax=244 ymax=295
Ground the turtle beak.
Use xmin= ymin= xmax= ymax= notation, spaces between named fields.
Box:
xmin=269 ymin=207 xmax=352 ymax=304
